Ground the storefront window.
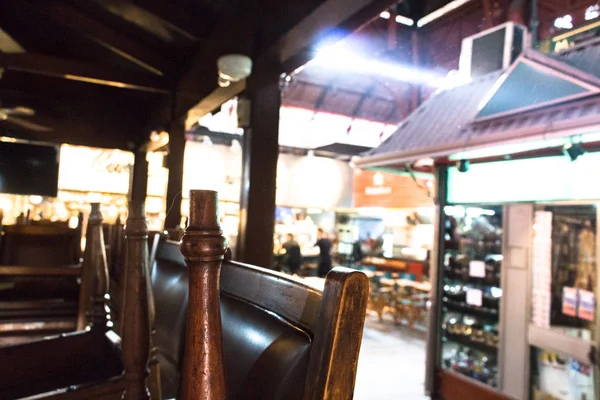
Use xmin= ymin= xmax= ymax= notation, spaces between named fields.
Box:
xmin=531 ymin=205 xmax=597 ymax=341
xmin=530 ymin=346 xmax=595 ymax=400
xmin=440 ymin=205 xmax=503 ymax=387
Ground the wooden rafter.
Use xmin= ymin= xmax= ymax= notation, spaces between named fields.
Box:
xmin=0 ymin=53 xmax=169 ymax=93
xmin=29 ymin=1 xmax=168 ymax=76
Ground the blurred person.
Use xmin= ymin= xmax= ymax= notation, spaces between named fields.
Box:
xmin=315 ymin=228 xmax=332 ymax=278
xmin=282 ymin=233 xmax=303 ymax=275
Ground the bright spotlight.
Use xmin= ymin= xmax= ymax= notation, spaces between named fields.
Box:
xmin=311 ymin=45 xmax=445 ymax=87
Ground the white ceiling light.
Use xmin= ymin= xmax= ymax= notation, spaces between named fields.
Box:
xmin=379 ymin=11 xmax=414 ymax=26
xmin=396 ymin=15 xmax=415 ymax=26
xmin=585 ymin=5 xmax=599 ymax=21
xmin=417 ymin=0 xmax=472 ymax=27
xmin=554 ymin=14 xmax=574 ymax=29
xmin=312 ymin=44 xmax=445 ymax=87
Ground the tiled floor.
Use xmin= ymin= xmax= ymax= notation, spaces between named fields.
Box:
xmin=354 ymin=314 xmax=430 ymax=400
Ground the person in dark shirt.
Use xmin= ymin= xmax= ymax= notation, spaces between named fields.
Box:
xmin=315 ymin=228 xmax=332 ymax=278
xmin=282 ymin=233 xmax=303 ymax=275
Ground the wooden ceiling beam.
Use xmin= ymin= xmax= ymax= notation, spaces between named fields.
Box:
xmin=0 ymin=89 xmax=141 ymax=149
xmin=129 ymin=0 xmax=212 ymax=41
xmin=273 ymin=0 xmax=401 ymax=72
xmin=0 ymin=52 xmax=169 ymax=94
xmin=30 ymin=1 xmax=168 ymax=76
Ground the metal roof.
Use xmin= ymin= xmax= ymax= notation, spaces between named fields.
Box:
xmin=358 ymin=45 xmax=600 ymax=167
xmin=361 ymin=70 xmax=503 ymax=159
xmin=552 ymin=38 xmax=600 ymax=79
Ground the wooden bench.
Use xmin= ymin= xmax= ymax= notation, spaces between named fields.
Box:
xmin=0 ymin=201 xmax=156 ymax=399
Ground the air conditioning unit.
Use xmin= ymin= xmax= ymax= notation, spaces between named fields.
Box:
xmin=459 ymin=22 xmax=529 ymax=78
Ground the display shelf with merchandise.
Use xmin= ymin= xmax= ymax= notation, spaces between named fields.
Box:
xmin=440 ymin=205 xmax=503 ymax=389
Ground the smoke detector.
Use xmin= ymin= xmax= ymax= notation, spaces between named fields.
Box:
xmin=217 ymin=54 xmax=253 ymax=87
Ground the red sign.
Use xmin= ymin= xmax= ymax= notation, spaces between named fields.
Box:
xmin=353 ymin=170 xmax=434 ymax=209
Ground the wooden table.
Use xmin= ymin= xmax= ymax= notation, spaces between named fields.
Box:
xmin=379 ymin=278 xmax=431 ymax=292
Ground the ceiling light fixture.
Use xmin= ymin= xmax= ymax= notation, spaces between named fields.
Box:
xmin=312 ymin=44 xmax=446 ymax=87
xmin=554 ymin=14 xmax=574 ymax=30
xmin=417 ymin=0 xmax=472 ymax=27
xmin=379 ymin=11 xmax=414 ymax=26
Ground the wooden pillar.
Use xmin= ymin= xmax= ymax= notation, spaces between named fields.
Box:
xmin=180 ymin=190 xmax=227 ymax=400
xmin=410 ymin=30 xmax=421 ymax=112
xmin=236 ymin=70 xmax=280 ymax=267
xmin=76 ymin=203 xmax=109 ymax=330
xmin=387 ymin=9 xmax=398 ymax=50
xmin=508 ymin=0 xmax=528 ymax=25
xmin=482 ymin=0 xmax=493 ymax=29
xmin=130 ymin=149 xmax=148 ymax=203
xmin=164 ymin=118 xmax=186 ymax=229
xmin=425 ymin=166 xmax=448 ymax=396
xmin=121 ymin=201 xmax=151 ymax=400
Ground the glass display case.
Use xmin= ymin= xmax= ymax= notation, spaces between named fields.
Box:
xmin=529 ymin=205 xmax=597 ymax=400
xmin=440 ymin=205 xmax=503 ymax=388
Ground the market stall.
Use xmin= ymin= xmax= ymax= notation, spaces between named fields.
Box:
xmin=357 ymin=26 xmax=600 ymax=400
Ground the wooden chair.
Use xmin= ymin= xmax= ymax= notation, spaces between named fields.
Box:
xmin=0 ymin=224 xmax=81 ymax=266
xmin=0 ymin=201 xmax=157 ymax=399
xmin=152 ymin=190 xmax=369 ymax=399
xmin=0 ymin=214 xmax=86 ymax=342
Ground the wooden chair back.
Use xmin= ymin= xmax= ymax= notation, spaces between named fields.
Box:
xmin=0 ymin=201 xmax=156 ymax=400
xmin=152 ymin=190 xmax=369 ymax=399
xmin=0 ymin=224 xmax=81 ymax=266
xmin=0 ymin=217 xmax=85 ymax=343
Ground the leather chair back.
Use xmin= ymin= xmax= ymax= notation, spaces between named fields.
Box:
xmin=151 ymin=240 xmax=321 ymax=400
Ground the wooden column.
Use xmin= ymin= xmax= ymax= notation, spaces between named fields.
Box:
xmin=387 ymin=9 xmax=398 ymax=50
xmin=425 ymin=166 xmax=448 ymax=396
xmin=410 ymin=30 xmax=421 ymax=112
xmin=164 ymin=118 xmax=186 ymax=229
xmin=180 ymin=190 xmax=227 ymax=400
xmin=508 ymin=0 xmax=528 ymax=25
xmin=130 ymin=149 xmax=148 ymax=203
xmin=121 ymin=201 xmax=151 ymax=400
xmin=236 ymin=70 xmax=280 ymax=267
xmin=76 ymin=203 xmax=109 ymax=331
xmin=482 ymin=0 xmax=493 ymax=29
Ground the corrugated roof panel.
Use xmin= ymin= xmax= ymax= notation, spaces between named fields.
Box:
xmin=553 ymin=39 xmax=600 ymax=78
xmin=366 ymin=70 xmax=503 ymax=157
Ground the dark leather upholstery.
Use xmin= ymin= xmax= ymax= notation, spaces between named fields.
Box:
xmin=151 ymin=241 xmax=312 ymax=400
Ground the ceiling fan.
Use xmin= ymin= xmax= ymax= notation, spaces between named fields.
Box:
xmin=0 ymin=105 xmax=53 ymax=132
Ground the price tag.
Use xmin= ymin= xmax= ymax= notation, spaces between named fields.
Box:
xmin=562 ymin=287 xmax=577 ymax=317
xmin=466 ymin=288 xmax=483 ymax=307
xmin=578 ymin=290 xmax=595 ymax=321
xmin=469 ymin=260 xmax=486 ymax=278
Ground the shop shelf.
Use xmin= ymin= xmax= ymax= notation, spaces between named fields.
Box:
xmin=442 ymin=300 xmax=499 ymax=322
xmin=443 ymin=332 xmax=497 ymax=355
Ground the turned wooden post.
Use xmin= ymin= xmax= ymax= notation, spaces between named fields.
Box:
xmin=147 ymin=244 xmax=162 ymax=400
xmin=77 ymin=203 xmax=109 ymax=330
xmin=121 ymin=202 xmax=152 ymax=400
xmin=180 ymin=190 xmax=228 ymax=400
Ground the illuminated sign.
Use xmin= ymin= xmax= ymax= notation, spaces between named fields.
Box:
xmin=447 ymin=151 xmax=600 ymax=204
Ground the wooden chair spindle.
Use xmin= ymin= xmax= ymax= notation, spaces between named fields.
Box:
xmin=180 ymin=190 xmax=227 ymax=400
xmin=121 ymin=201 xmax=152 ymax=400
xmin=77 ymin=203 xmax=109 ymax=331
